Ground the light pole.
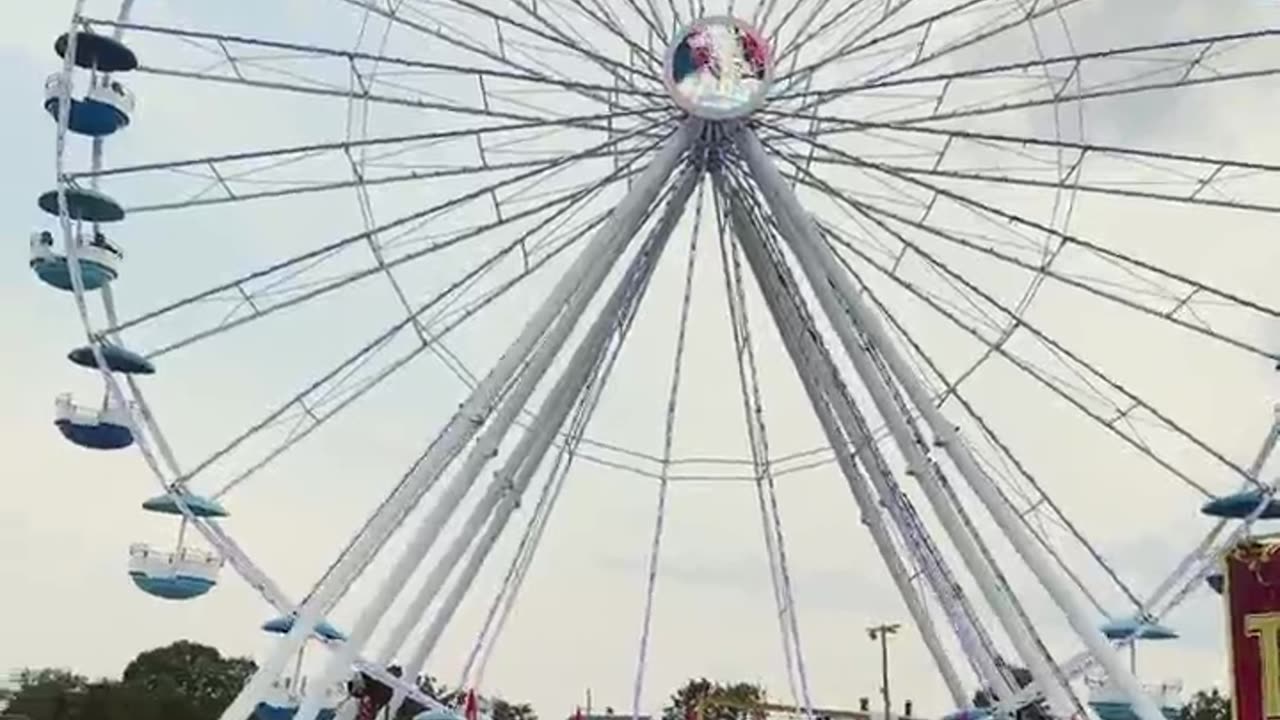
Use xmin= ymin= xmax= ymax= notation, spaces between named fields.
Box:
xmin=867 ymin=623 xmax=900 ymax=719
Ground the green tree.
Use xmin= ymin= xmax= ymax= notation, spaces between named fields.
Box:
xmin=490 ymin=698 xmax=536 ymax=720
xmin=5 ymin=668 xmax=92 ymax=720
xmin=5 ymin=644 xmax=533 ymax=720
xmin=121 ymin=640 xmax=256 ymax=716
xmin=5 ymin=642 xmax=255 ymax=720
xmin=1179 ymin=688 xmax=1229 ymax=720
xmin=662 ymin=679 xmax=766 ymax=720
xmin=390 ymin=673 xmax=533 ymax=720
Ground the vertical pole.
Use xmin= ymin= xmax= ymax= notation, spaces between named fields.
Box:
xmin=720 ymin=179 xmax=968 ymax=708
xmin=734 ymin=129 xmax=1075 ymax=717
xmin=880 ymin=630 xmax=891 ymax=720
xmin=739 ymin=125 xmax=1166 ymax=720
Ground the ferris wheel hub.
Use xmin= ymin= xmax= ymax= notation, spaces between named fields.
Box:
xmin=663 ymin=16 xmax=773 ymax=121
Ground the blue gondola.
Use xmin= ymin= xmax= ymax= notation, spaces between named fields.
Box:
xmin=142 ymin=492 xmax=230 ymax=518
xmin=1088 ymin=700 xmax=1180 ymax=720
xmin=68 ymin=343 xmax=155 ymax=375
xmin=129 ymin=572 xmax=218 ymax=600
xmin=55 ymin=31 xmax=138 ymax=72
xmin=262 ymin=613 xmax=347 ymax=642
xmin=37 ymin=184 xmax=124 ymax=221
xmin=1201 ymin=489 xmax=1280 ymax=519
xmin=31 ymin=253 xmax=117 ymax=291
xmin=44 ymin=74 xmax=134 ymax=137
xmin=46 ymin=33 xmax=137 ymax=137
xmin=415 ymin=710 xmax=462 ymax=720
xmin=57 ymin=418 xmax=132 ymax=449
xmin=128 ymin=543 xmax=222 ymax=600
xmin=1100 ymin=616 xmax=1180 ymax=641
xmin=30 ymin=231 xmax=121 ymax=292
xmin=38 ymin=187 xmax=126 ymax=223
xmin=54 ymin=394 xmax=133 ymax=450
xmin=253 ymin=704 xmax=336 ymax=720
xmin=941 ymin=711 xmax=990 ymax=720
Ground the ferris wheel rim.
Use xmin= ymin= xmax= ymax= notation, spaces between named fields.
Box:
xmin=53 ymin=0 xmax=1272 ymax=590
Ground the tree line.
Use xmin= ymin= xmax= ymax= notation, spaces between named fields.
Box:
xmin=0 ymin=643 xmax=1230 ymax=720
xmin=0 ymin=642 xmax=532 ymax=720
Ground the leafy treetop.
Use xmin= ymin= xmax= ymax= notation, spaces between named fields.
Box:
xmin=3 ymin=643 xmax=535 ymax=720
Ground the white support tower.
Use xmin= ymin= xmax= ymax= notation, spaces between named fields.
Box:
xmin=223 ymin=122 xmax=699 ymax=720
xmin=736 ymin=126 xmax=1166 ymax=720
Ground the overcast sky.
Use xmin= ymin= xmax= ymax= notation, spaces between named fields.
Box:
xmin=3 ymin=1 xmax=1279 ymax=719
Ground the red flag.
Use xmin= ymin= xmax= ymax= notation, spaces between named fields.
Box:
xmin=1224 ymin=538 xmax=1280 ymax=720
xmin=464 ymin=690 xmax=479 ymax=720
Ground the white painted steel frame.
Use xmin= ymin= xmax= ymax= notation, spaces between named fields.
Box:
xmin=737 ymin=126 xmax=1167 ymax=720
xmin=720 ymin=168 xmax=1015 ymax=703
xmin=735 ymin=128 xmax=1081 ymax=718
xmin=382 ymin=169 xmax=702 ymax=720
xmin=222 ymin=120 xmax=698 ymax=720
xmin=716 ymin=172 xmax=968 ymax=708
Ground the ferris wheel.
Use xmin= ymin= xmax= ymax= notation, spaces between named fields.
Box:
xmin=34 ymin=0 xmax=1280 ymax=719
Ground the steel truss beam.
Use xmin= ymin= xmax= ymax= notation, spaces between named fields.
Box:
xmin=715 ymin=170 xmax=970 ymax=708
xmin=216 ymin=119 xmax=698 ymax=720
xmin=735 ymin=125 xmax=1166 ymax=720
xmin=735 ymin=126 xmax=1080 ymax=718
xmin=378 ymin=166 xmax=702 ymax=720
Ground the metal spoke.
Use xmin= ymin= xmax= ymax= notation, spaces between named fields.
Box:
xmin=769 ymin=115 xmax=1280 ymax=175
xmin=774 ymin=27 xmax=1280 ymax=103
xmin=880 ymin=67 xmax=1280 ymax=127
xmin=116 ymin=151 xmax=645 ymax=214
xmin=774 ymin=0 xmax=1016 ymax=88
xmin=867 ymin=290 xmax=1145 ymax=610
xmin=208 ymin=209 xmax=601 ymax=498
xmin=88 ymin=17 xmax=665 ymax=99
xmin=446 ymin=0 xmax=664 ymax=88
xmin=191 ymin=169 xmax=626 ymax=493
xmin=133 ymin=64 xmax=635 ymax=122
xmin=759 ymin=120 xmax=1280 ymax=361
xmin=631 ymin=176 xmax=704 ymax=720
xmin=802 ymin=197 xmax=1232 ymax=498
xmin=339 ymin=0 xmax=658 ymax=115
xmin=106 ymin=118 xmax=673 ymax=347
xmin=713 ymin=170 xmax=814 ymax=714
xmin=509 ymin=0 xmax=664 ymax=85
xmin=72 ymin=109 xmax=664 ymax=181
xmin=781 ymin=152 xmax=1280 ymax=214
xmin=778 ymin=0 xmax=1094 ymax=114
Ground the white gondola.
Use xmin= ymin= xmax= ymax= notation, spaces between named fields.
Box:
xmin=1086 ymin=676 xmax=1182 ymax=720
xmin=30 ymin=230 xmax=122 ymax=292
xmin=128 ymin=543 xmax=224 ymax=600
xmin=44 ymin=71 xmax=135 ymax=137
xmin=254 ymin=676 xmax=342 ymax=720
xmin=54 ymin=392 xmax=136 ymax=449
